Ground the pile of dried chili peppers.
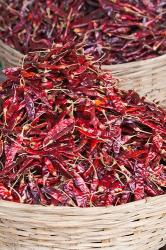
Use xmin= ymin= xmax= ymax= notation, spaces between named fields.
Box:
xmin=0 ymin=0 xmax=166 ymax=64
xmin=0 ymin=44 xmax=165 ymax=207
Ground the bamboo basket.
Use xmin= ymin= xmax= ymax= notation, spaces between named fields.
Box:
xmin=0 ymin=195 xmax=165 ymax=250
xmin=0 ymin=39 xmax=166 ymax=106
xmin=0 ymin=40 xmax=166 ymax=250
xmin=0 ymin=40 xmax=24 ymax=68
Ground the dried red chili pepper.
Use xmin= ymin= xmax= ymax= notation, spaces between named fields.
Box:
xmin=0 ymin=44 xmax=165 ymax=207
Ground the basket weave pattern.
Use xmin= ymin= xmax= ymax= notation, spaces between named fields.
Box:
xmin=102 ymin=54 xmax=166 ymax=107
xmin=0 ymin=195 xmax=165 ymax=250
xmin=0 ymin=40 xmax=23 ymax=68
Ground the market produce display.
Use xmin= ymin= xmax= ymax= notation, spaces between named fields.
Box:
xmin=0 ymin=0 xmax=166 ymax=64
xmin=0 ymin=44 xmax=165 ymax=207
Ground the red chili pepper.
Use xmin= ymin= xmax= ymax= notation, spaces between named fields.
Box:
xmin=152 ymin=134 xmax=163 ymax=152
xmin=24 ymin=90 xmax=35 ymax=120
xmin=3 ymin=136 xmax=23 ymax=170
xmin=43 ymin=117 xmax=74 ymax=147
xmin=0 ymin=140 xmax=3 ymax=157
xmin=0 ymin=183 xmax=13 ymax=201
xmin=21 ymin=70 xmax=37 ymax=79
xmin=72 ymin=171 xmax=90 ymax=195
xmin=90 ymin=169 xmax=99 ymax=192
xmin=28 ymin=174 xmax=41 ymax=204
xmin=44 ymin=157 xmax=57 ymax=176
xmin=42 ymin=187 xmax=72 ymax=206
xmin=145 ymin=184 xmax=163 ymax=197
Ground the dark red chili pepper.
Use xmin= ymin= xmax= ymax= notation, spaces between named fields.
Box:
xmin=0 ymin=183 xmax=13 ymax=201
xmin=0 ymin=140 xmax=3 ymax=157
xmin=43 ymin=117 xmax=74 ymax=147
xmin=24 ymin=90 xmax=35 ymax=120
xmin=44 ymin=157 xmax=57 ymax=176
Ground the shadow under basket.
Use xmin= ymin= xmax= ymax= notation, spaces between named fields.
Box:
xmin=0 ymin=195 xmax=165 ymax=250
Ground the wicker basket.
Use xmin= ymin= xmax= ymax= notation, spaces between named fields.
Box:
xmin=0 ymin=39 xmax=166 ymax=106
xmin=0 ymin=40 xmax=23 ymax=68
xmin=0 ymin=39 xmax=166 ymax=250
xmin=0 ymin=195 xmax=165 ymax=250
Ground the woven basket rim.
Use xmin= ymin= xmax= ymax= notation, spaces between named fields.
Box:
xmin=0 ymin=193 xmax=165 ymax=213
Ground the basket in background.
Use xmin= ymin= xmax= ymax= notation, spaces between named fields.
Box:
xmin=0 ymin=39 xmax=166 ymax=107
